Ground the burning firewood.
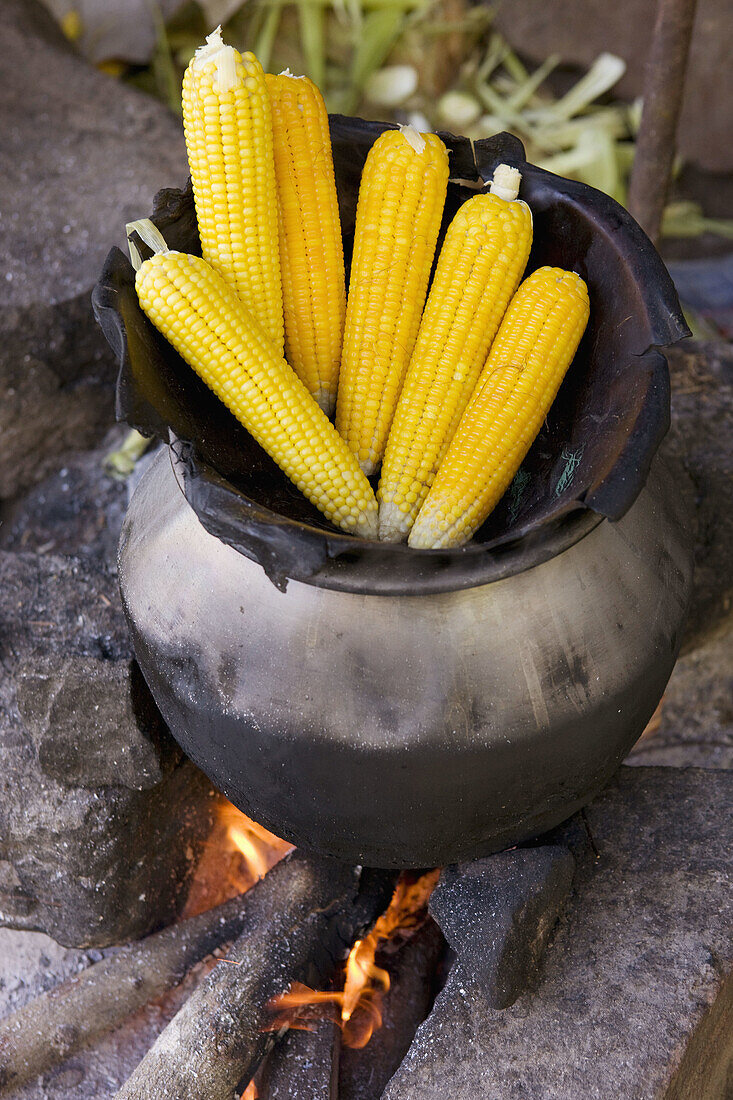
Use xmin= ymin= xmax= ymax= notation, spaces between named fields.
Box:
xmin=114 ymin=853 xmax=396 ymax=1100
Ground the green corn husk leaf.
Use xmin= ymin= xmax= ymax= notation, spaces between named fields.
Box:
xmin=662 ymin=201 xmax=733 ymax=239
xmin=296 ymin=0 xmax=326 ymax=86
xmin=149 ymin=1 xmax=180 ymax=115
xmin=252 ymin=0 xmax=284 ymax=70
xmin=505 ymin=51 xmax=560 ymax=111
xmin=531 ymin=52 xmax=626 ymax=124
xmin=104 ymin=430 xmax=153 ymax=480
xmin=334 ymin=5 xmax=408 ymax=113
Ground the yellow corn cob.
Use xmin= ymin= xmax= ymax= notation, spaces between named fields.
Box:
xmin=335 ymin=126 xmax=450 ymax=475
xmin=378 ymin=165 xmax=533 ymax=542
xmin=135 ymin=250 xmax=378 ymax=538
xmin=182 ymin=28 xmax=284 ymax=350
xmin=265 ymin=71 xmax=346 ymax=418
xmin=409 ymin=267 xmax=590 ymax=549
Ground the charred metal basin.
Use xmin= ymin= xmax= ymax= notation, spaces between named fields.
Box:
xmin=96 ymin=123 xmax=694 ymax=866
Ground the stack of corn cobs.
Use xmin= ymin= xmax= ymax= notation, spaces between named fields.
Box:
xmin=133 ymin=27 xmax=590 ymax=550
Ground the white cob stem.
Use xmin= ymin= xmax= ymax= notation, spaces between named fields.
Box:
xmin=489 ymin=163 xmax=522 ymax=202
xmin=399 ymin=123 xmax=427 ymax=154
xmin=192 ymin=25 xmax=238 ymax=92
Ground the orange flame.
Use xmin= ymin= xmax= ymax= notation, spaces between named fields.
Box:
xmin=182 ymin=796 xmax=293 ymax=919
xmin=219 ymin=801 xmax=293 ymax=887
xmin=240 ymin=1083 xmax=258 ymax=1100
xmin=266 ymin=868 xmax=440 ymax=1048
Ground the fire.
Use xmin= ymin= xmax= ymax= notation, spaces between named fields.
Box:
xmin=266 ymin=868 xmax=440 ymax=1048
xmin=219 ymin=800 xmax=293 ymax=887
xmin=182 ymin=796 xmax=293 ymax=918
xmin=240 ymin=1084 xmax=258 ymax=1100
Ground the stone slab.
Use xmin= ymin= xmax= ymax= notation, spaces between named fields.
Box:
xmin=0 ymin=429 xmax=129 ymax=565
xmin=627 ymin=340 xmax=733 ymax=771
xmin=383 ymin=767 xmax=733 ymax=1100
xmin=429 ymin=847 xmax=574 ymax=1009
xmin=0 ymin=0 xmax=188 ymax=499
xmin=0 ymin=551 xmax=214 ymax=946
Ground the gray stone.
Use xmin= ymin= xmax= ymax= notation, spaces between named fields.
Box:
xmin=0 ymin=551 xmax=214 ymax=947
xmin=664 ymin=341 xmax=732 ymax=652
xmin=383 ymin=767 xmax=733 ymax=1100
xmin=0 ymin=430 xmax=129 ymax=565
xmin=629 ymin=631 xmax=733 ymax=770
xmin=626 ymin=341 xmax=733 ymax=771
xmin=492 ymin=0 xmax=733 ymax=173
xmin=15 ymin=657 xmax=172 ymax=790
xmin=0 ymin=0 xmax=187 ymax=500
xmin=428 ymin=846 xmax=575 ymax=1010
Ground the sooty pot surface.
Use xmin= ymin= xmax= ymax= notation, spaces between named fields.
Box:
xmin=120 ymin=448 xmax=693 ymax=867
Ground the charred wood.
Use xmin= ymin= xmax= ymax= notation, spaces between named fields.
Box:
xmin=338 ymin=917 xmax=446 ymax=1100
xmin=114 ymin=855 xmax=396 ymax=1100
xmin=0 ymin=885 xmax=270 ymax=1093
xmin=255 ymin=1021 xmax=340 ymax=1099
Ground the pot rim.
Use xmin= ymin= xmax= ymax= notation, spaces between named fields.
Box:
xmin=169 ymin=441 xmax=604 ymax=596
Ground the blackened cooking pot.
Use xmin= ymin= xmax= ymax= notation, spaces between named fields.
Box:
xmin=120 ymin=447 xmax=692 ymax=866
xmin=96 ymin=123 xmax=694 ymax=865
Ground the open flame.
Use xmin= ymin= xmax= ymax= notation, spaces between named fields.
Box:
xmin=182 ymin=796 xmax=293 ymax=919
xmin=266 ymin=868 xmax=440 ymax=1048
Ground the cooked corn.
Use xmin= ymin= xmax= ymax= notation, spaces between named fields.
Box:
xmin=409 ymin=267 xmax=590 ymax=549
xmin=266 ymin=71 xmax=346 ymax=417
xmin=335 ymin=126 xmax=450 ymax=476
xmin=135 ymin=249 xmax=378 ymax=538
xmin=378 ymin=164 xmax=533 ymax=541
xmin=182 ymin=28 xmax=284 ymax=350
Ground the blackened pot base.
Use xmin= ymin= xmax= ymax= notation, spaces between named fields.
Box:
xmin=118 ymin=448 xmax=693 ymax=867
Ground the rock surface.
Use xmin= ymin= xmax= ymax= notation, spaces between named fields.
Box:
xmin=493 ymin=0 xmax=733 ymax=173
xmin=0 ymin=429 xmax=129 ymax=564
xmin=630 ymin=630 xmax=733 ymax=771
xmin=663 ymin=340 xmax=732 ymax=651
xmin=0 ymin=0 xmax=187 ymax=500
xmin=429 ymin=846 xmax=574 ymax=1010
xmin=0 ymin=551 xmax=214 ymax=948
xmin=383 ymin=767 xmax=733 ymax=1100
xmin=628 ymin=341 xmax=733 ymax=771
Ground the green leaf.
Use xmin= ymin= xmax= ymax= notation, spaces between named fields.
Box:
xmin=296 ymin=0 xmax=326 ymax=86
xmin=351 ymin=6 xmax=406 ymax=91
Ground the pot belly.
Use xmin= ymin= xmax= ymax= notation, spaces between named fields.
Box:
xmin=120 ymin=451 xmax=694 ymax=866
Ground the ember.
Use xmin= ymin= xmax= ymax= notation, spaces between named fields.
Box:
xmin=266 ymin=869 xmax=440 ymax=1048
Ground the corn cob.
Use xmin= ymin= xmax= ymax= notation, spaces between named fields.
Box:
xmin=378 ymin=165 xmax=533 ymax=542
xmin=135 ymin=249 xmax=378 ymax=538
xmin=335 ymin=126 xmax=450 ymax=476
xmin=265 ymin=71 xmax=346 ymax=418
xmin=409 ymin=267 xmax=590 ymax=549
xmin=182 ymin=28 xmax=284 ymax=350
